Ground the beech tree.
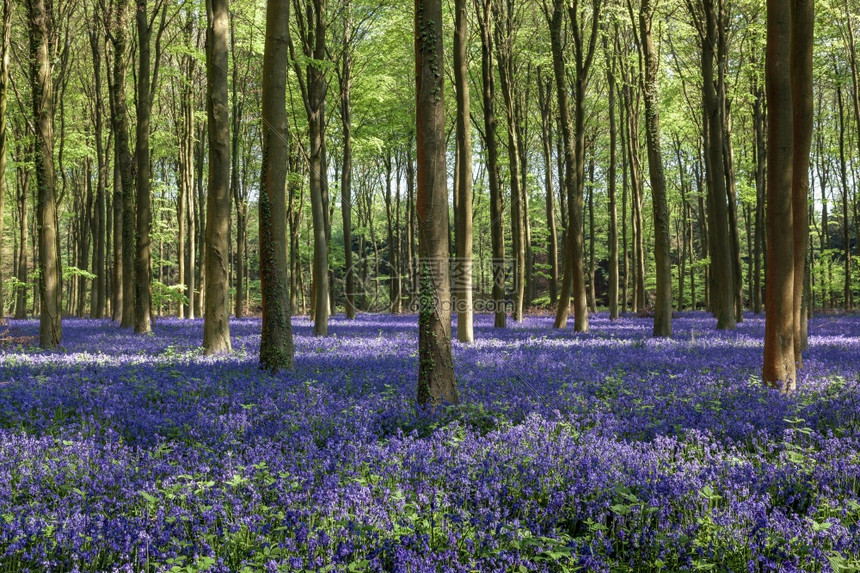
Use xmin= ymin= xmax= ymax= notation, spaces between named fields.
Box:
xmin=415 ymin=0 xmax=458 ymax=406
xmin=203 ymin=0 xmax=232 ymax=354
xmin=259 ymin=0 xmax=294 ymax=371
xmin=28 ymin=0 xmax=63 ymax=347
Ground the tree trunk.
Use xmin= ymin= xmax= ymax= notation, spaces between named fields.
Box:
xmin=0 ymin=0 xmax=9 ymax=318
xmin=416 ymin=0 xmax=458 ymax=407
xmin=339 ymin=7 xmax=356 ymax=319
xmin=791 ymin=0 xmax=813 ymax=360
xmin=106 ymin=0 xmax=136 ymax=327
xmin=701 ymin=0 xmax=735 ymax=329
xmin=134 ymin=0 xmax=154 ymax=334
xmin=230 ymin=14 xmax=245 ymax=319
xmin=494 ymin=0 xmax=525 ymax=322
xmin=762 ymin=0 xmax=795 ymax=392
xmin=28 ymin=0 xmax=63 ymax=347
xmin=454 ymin=0 xmax=473 ymax=341
xmin=639 ymin=0 xmax=672 ymax=336
xmin=259 ymin=0 xmax=294 ymax=371
xmin=537 ymin=70 xmax=558 ymax=307
xmin=475 ymin=0 xmax=506 ymax=328
xmin=89 ymin=30 xmax=107 ymax=319
xmin=15 ymin=156 xmax=28 ymax=319
xmin=604 ymin=34 xmax=619 ymax=320
xmin=203 ymin=0 xmax=232 ymax=353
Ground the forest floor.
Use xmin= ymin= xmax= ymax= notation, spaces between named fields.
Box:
xmin=0 ymin=312 xmax=859 ymax=572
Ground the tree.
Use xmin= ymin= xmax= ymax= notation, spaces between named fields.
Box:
xmin=0 ymin=0 xmax=9 ymax=318
xmin=103 ymin=0 xmax=136 ymax=326
xmin=603 ymin=29 xmax=619 ymax=320
xmin=88 ymin=26 xmax=107 ymax=319
xmin=289 ymin=0 xmax=330 ymax=336
xmin=415 ymin=0 xmax=458 ymax=407
xmin=763 ymin=0 xmax=796 ymax=391
xmin=133 ymin=0 xmax=167 ymax=334
xmin=259 ymin=0 xmax=294 ymax=371
xmin=474 ymin=0 xmax=506 ymax=329
xmin=454 ymin=0 xmax=473 ymax=342
xmin=791 ymin=0 xmax=813 ymax=364
xmin=639 ymin=0 xmax=672 ymax=336
xmin=28 ymin=0 xmax=63 ymax=347
xmin=544 ymin=0 xmax=599 ymax=332
xmin=203 ymin=0 xmax=232 ymax=353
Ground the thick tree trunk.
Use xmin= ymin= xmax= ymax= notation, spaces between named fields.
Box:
xmin=259 ymin=0 xmax=294 ymax=371
xmin=203 ymin=0 xmax=232 ymax=353
xmin=639 ymin=0 xmax=672 ymax=337
xmin=416 ymin=0 xmax=457 ymax=407
xmin=0 ymin=0 xmax=8 ymax=318
xmin=762 ymin=0 xmax=795 ymax=392
xmin=28 ymin=0 xmax=62 ymax=347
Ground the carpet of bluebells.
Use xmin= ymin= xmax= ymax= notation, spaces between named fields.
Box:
xmin=1 ymin=312 xmax=860 ymax=572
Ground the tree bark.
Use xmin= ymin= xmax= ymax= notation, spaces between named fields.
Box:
xmin=416 ymin=0 xmax=458 ymax=407
xmin=89 ymin=29 xmax=107 ymax=319
xmin=0 ymin=0 xmax=8 ymax=318
xmin=762 ymin=0 xmax=795 ymax=392
xmin=454 ymin=0 xmax=473 ymax=342
xmin=259 ymin=0 xmax=294 ymax=371
xmin=791 ymin=0 xmax=813 ymax=360
xmin=639 ymin=0 xmax=672 ymax=336
xmin=134 ymin=0 xmax=156 ymax=334
xmin=604 ymin=34 xmax=619 ymax=320
xmin=537 ymin=70 xmax=558 ymax=307
xmin=203 ymin=0 xmax=232 ymax=353
xmin=28 ymin=0 xmax=63 ymax=347
xmin=475 ymin=0 xmax=506 ymax=328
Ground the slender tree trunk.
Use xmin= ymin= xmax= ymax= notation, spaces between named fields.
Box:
xmin=475 ymin=0 xmax=506 ymax=328
xmin=791 ymin=0 xmax=813 ymax=358
xmin=701 ymin=0 xmax=735 ymax=329
xmin=28 ymin=0 xmax=62 ymax=347
xmin=259 ymin=0 xmax=294 ymax=371
xmin=586 ymin=157 xmax=596 ymax=312
xmin=107 ymin=0 xmax=136 ymax=327
xmin=339 ymin=7 xmax=356 ymax=319
xmin=639 ymin=0 xmax=672 ymax=336
xmin=454 ymin=0 xmax=473 ymax=341
xmin=537 ymin=70 xmax=558 ymax=307
xmin=15 ymin=158 xmax=29 ymax=319
xmin=0 ymin=0 xmax=10 ymax=318
xmin=495 ymin=1 xmax=525 ymax=322
xmin=134 ymin=0 xmax=154 ymax=333
xmin=605 ymin=36 xmax=619 ymax=319
xmin=89 ymin=30 xmax=107 ymax=319
xmin=230 ymin=14 xmax=246 ymax=319
xmin=416 ymin=0 xmax=457 ymax=406
xmin=203 ymin=0 xmax=232 ymax=353
xmin=752 ymin=68 xmax=765 ymax=314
